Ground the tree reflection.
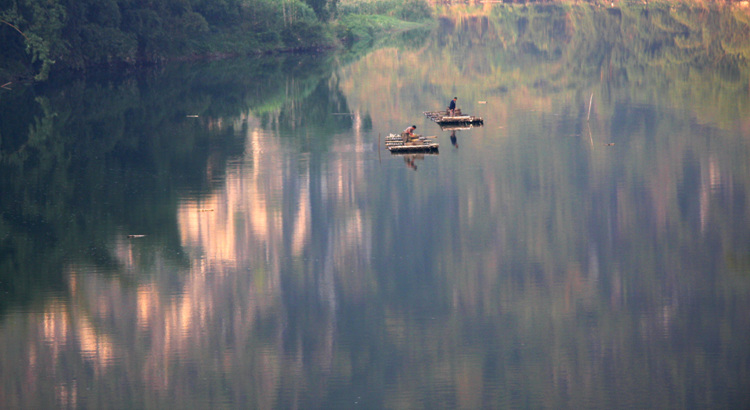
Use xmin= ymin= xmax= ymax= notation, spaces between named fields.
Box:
xmin=0 ymin=53 xmax=344 ymax=314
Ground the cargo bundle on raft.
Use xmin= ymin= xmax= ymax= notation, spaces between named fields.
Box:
xmin=423 ymin=108 xmax=483 ymax=126
xmin=385 ymin=133 xmax=439 ymax=153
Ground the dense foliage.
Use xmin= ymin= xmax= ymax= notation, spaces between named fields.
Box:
xmin=339 ymin=0 xmax=433 ymax=20
xmin=0 ymin=0 xmax=339 ymax=80
xmin=0 ymin=0 xmax=437 ymax=82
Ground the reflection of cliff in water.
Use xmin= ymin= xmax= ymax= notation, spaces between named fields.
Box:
xmin=0 ymin=118 xmax=373 ymax=408
xmin=0 ymin=53 xmax=347 ymax=314
xmin=330 ymin=7 xmax=750 ymax=407
xmin=0 ymin=52 xmax=370 ymax=407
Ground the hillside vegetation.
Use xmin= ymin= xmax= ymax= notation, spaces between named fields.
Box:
xmin=0 ymin=0 xmax=432 ymax=81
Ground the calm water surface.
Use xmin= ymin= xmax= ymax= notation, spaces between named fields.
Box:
xmin=2 ymin=4 xmax=750 ymax=409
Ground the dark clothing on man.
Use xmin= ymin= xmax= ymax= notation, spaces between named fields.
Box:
xmin=448 ymin=98 xmax=457 ymax=116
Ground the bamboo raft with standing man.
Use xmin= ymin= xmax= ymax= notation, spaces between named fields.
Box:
xmin=424 ymin=97 xmax=484 ymax=126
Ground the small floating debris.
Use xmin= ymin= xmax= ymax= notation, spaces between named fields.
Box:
xmin=127 ymin=234 xmax=147 ymax=238
xmin=605 ymin=143 xmax=615 ymax=146
xmin=478 ymin=101 xmax=487 ymax=104
xmin=198 ymin=208 xmax=215 ymax=212
xmin=186 ymin=115 xmax=199 ymax=118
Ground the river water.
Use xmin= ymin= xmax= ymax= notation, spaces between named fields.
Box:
xmin=1 ymin=4 xmax=749 ymax=409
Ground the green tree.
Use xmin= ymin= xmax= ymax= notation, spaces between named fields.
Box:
xmin=303 ymin=0 xmax=338 ymax=21
xmin=0 ymin=0 xmax=66 ymax=80
xmin=59 ymin=0 xmax=137 ymax=68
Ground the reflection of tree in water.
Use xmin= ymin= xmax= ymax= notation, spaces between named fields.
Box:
xmin=0 ymin=37 xmax=374 ymax=404
xmin=427 ymin=3 xmax=750 ymax=126
xmin=0 ymin=83 xmax=234 ymax=314
xmin=0 ymin=54 xmax=364 ymax=406
xmin=332 ymin=7 xmax=750 ymax=407
xmin=264 ymin=74 xmax=355 ymax=151
xmin=395 ymin=26 xmax=432 ymax=50
xmin=0 ymin=51 xmax=349 ymax=314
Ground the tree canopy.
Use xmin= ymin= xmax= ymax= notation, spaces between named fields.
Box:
xmin=0 ymin=0 xmax=338 ymax=80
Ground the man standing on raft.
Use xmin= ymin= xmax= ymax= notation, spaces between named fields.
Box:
xmin=448 ymin=97 xmax=457 ymax=116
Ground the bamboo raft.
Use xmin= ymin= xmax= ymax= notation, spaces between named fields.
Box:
xmin=385 ymin=133 xmax=439 ymax=152
xmin=423 ymin=109 xmax=484 ymax=126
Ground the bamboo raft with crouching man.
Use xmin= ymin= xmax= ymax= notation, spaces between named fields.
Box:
xmin=385 ymin=132 xmax=439 ymax=153
xmin=423 ymin=108 xmax=484 ymax=126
